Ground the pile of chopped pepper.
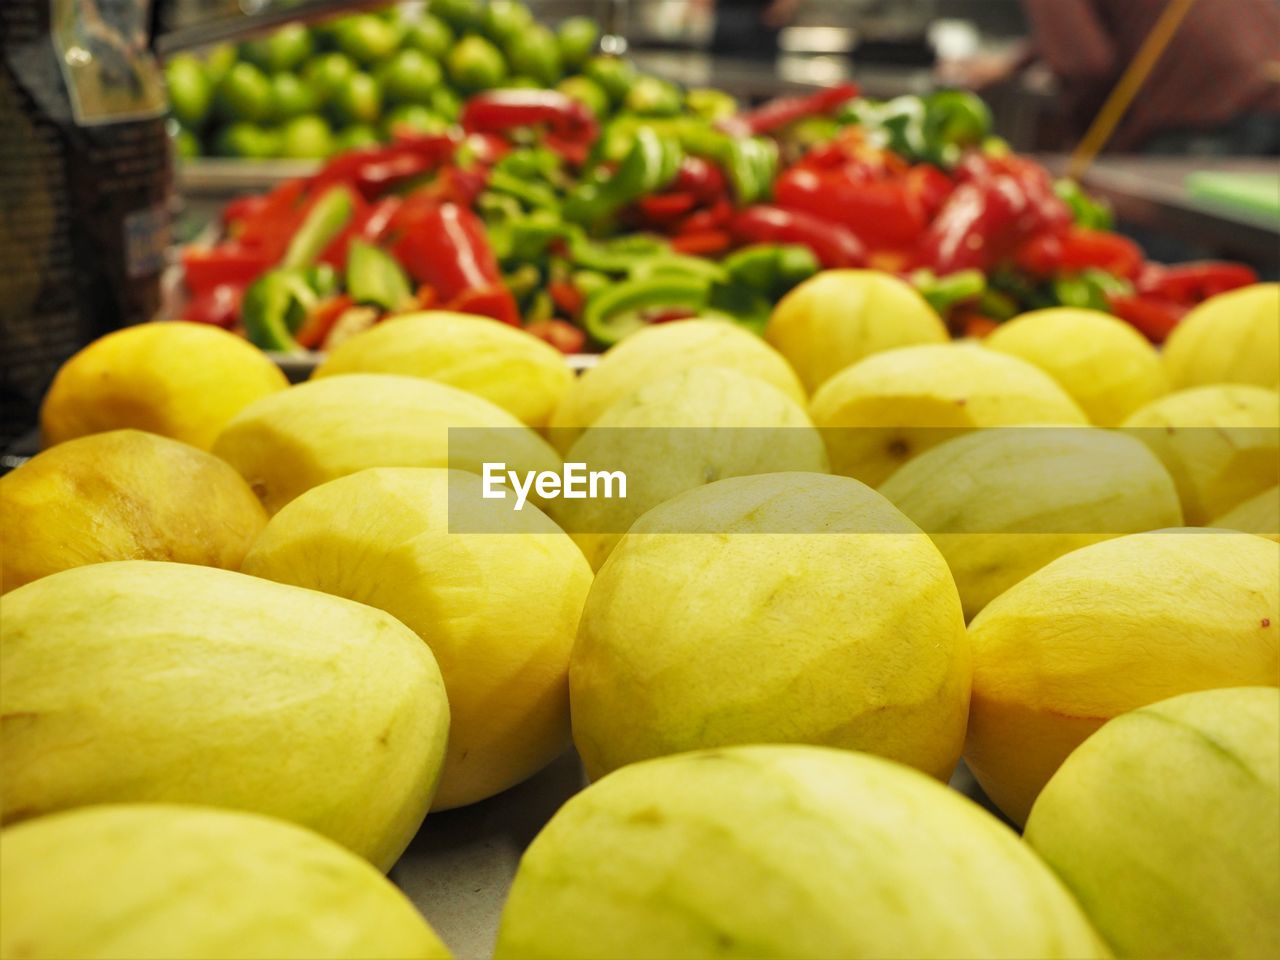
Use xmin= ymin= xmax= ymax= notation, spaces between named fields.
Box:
xmin=181 ymin=79 xmax=1259 ymax=354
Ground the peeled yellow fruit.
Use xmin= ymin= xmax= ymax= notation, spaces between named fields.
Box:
xmin=547 ymin=319 xmax=805 ymax=453
xmin=211 ymin=373 xmax=560 ymax=514
xmin=810 ymin=343 xmax=1088 ymax=487
xmin=0 ymin=560 xmax=450 ymax=870
xmin=313 ymin=312 xmax=572 ymax=429
xmin=880 ymin=427 xmax=1183 ymax=620
xmin=40 ymin=322 xmax=289 ymax=450
xmin=0 ymin=804 xmax=452 ymax=960
xmin=1211 ymin=485 xmax=1279 ymax=541
xmin=555 ymin=366 xmax=828 ymax=570
xmin=1026 ymin=687 xmax=1279 ymax=960
xmin=984 ymin=308 xmax=1168 ymax=425
xmin=241 ymin=468 xmax=591 ymax=810
xmin=570 ymin=472 xmax=969 ymax=782
xmin=0 ymin=429 xmax=266 ymax=593
xmin=1122 ymin=384 xmax=1279 ymax=524
xmin=494 ymin=745 xmax=1108 ymax=960
xmin=966 ymin=530 xmax=1279 ymax=825
xmin=764 ymin=269 xmax=949 ymax=393
xmin=1162 ymin=283 xmax=1280 ymax=390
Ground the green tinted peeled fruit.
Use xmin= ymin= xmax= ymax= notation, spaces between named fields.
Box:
xmin=879 ymin=426 xmax=1183 ymax=619
xmin=965 ymin=530 xmax=1280 ymax=825
xmin=0 ymin=561 xmax=450 ymax=870
xmin=242 ymin=468 xmax=592 ymax=810
xmin=0 ymin=804 xmax=452 ymax=960
xmin=211 ymin=373 xmax=561 ymax=513
xmin=1025 ymin=687 xmax=1280 ymax=960
xmin=493 ymin=745 xmax=1108 ymax=959
xmin=570 ymin=472 xmax=969 ymax=781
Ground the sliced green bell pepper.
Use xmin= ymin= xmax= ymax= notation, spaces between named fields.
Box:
xmin=346 ymin=239 xmax=412 ymax=311
xmin=280 ymin=186 xmax=355 ymax=270
xmin=242 ymin=264 xmax=338 ymax=352
xmin=583 ymin=275 xmax=709 ymax=346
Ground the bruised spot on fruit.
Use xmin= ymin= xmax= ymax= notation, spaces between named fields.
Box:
xmin=1263 ymin=618 xmax=1272 ymax=628
xmin=627 ymin=806 xmax=665 ymax=826
xmin=954 ymin=398 xmax=967 ymax=407
xmin=887 ymin=438 xmax=911 ymax=459
xmin=250 ymin=479 xmax=270 ymax=502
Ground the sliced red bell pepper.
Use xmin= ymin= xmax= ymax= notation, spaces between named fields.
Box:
xmin=731 ymin=205 xmax=867 ymax=270
xmin=720 ymin=82 xmax=860 ymax=137
xmin=525 ymin=318 xmax=586 ymax=354
xmin=1108 ymin=293 xmax=1187 ymax=343
xmin=392 ymin=201 xmax=500 ymax=298
xmin=181 ymin=283 xmax=244 ymax=328
xmin=678 ymin=199 xmax=735 ymax=235
xmin=294 ymin=294 xmax=355 ymax=351
xmin=446 ymin=284 xmax=520 ymax=326
xmin=674 ymin=156 xmax=728 ymax=204
xmin=635 ymin=192 xmax=699 ymax=226
xmin=774 ymin=166 xmax=927 ymax=250
xmin=1136 ymin=261 xmax=1259 ymax=303
xmin=1015 ymin=227 xmax=1144 ymax=280
xmin=461 ymin=90 xmax=598 ymax=146
xmin=548 ymin=279 xmax=585 ymax=319
xmin=671 ymin=230 xmax=732 ymax=256
xmin=182 ymin=245 xmax=274 ymax=294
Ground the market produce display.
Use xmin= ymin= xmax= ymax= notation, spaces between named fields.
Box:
xmin=177 ymin=1 xmax=1262 ymax=356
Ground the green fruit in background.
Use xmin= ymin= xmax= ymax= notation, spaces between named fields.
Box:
xmin=429 ymin=86 xmax=461 ymax=121
xmin=216 ymin=61 xmax=273 ymax=123
xmin=203 ymin=43 xmax=237 ymax=87
xmin=506 ymin=75 xmax=542 ymax=90
xmin=484 ymin=0 xmax=534 ymax=45
xmin=304 ymin=52 xmax=357 ymax=105
xmin=333 ymin=14 xmax=403 ymax=66
xmin=269 ymin=71 xmax=316 ymax=121
xmin=239 ymin=23 xmax=313 ymax=74
xmin=624 ymin=74 xmax=682 ymax=116
xmin=505 ymin=24 xmax=562 ymax=87
xmin=429 ymin=0 xmax=485 ymax=33
xmin=493 ymin=745 xmax=1109 ymax=959
xmin=447 ymin=35 xmax=507 ymax=92
xmin=213 ymin=122 xmax=280 ymax=159
xmin=556 ymin=75 xmax=608 ymax=119
xmin=686 ymin=86 xmax=738 ymax=121
xmin=331 ymin=72 xmax=382 ymax=126
xmin=165 ymin=54 xmax=212 ymax=129
xmin=280 ymin=115 xmax=335 ymax=159
xmin=335 ymin=123 xmax=382 ymax=151
xmin=171 ymin=125 xmax=200 ymax=159
xmin=379 ymin=48 xmax=443 ymax=105
xmin=404 ymin=14 xmax=454 ymax=59
xmin=557 ymin=16 xmax=599 ymax=70
xmin=1025 ymin=687 xmax=1280 ymax=960
xmin=383 ymin=104 xmax=448 ymax=139
xmin=584 ymin=55 xmax=636 ymax=107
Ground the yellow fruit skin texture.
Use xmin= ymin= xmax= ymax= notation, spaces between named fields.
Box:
xmin=0 ymin=561 xmax=450 ymax=871
xmin=313 ymin=311 xmax=573 ymax=429
xmin=493 ymin=745 xmax=1109 ymax=960
xmin=764 ymin=269 xmax=949 ymax=393
xmin=984 ymin=308 xmax=1168 ymax=426
xmin=556 ymin=367 xmax=829 ymax=570
xmin=965 ymin=530 xmax=1280 ymax=825
xmin=1211 ymin=484 xmax=1280 ymax=541
xmin=0 ymin=804 xmax=452 ymax=960
xmin=1025 ymin=687 xmax=1280 ymax=960
xmin=40 ymin=322 xmax=289 ymax=450
xmin=879 ymin=427 xmax=1183 ymax=620
xmin=548 ymin=319 xmax=805 ymax=453
xmin=1162 ymin=283 xmax=1280 ymax=390
xmin=241 ymin=468 xmax=592 ymax=810
xmin=211 ymin=373 xmax=561 ymax=514
xmin=1122 ymin=384 xmax=1279 ymax=524
xmin=570 ymin=472 xmax=970 ymax=782
xmin=0 ymin=429 xmax=267 ymax=593
xmin=810 ymin=343 xmax=1088 ymax=487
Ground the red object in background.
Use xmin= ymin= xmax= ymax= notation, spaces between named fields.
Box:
xmin=182 ymin=246 xmax=273 ymax=295
xmin=525 ymin=318 xmax=586 ymax=354
xmin=721 ymin=82 xmax=860 ymax=137
xmin=181 ymin=283 xmax=244 ymax=328
xmin=461 ymin=90 xmax=598 ymax=151
xmin=730 ymin=205 xmax=867 ymax=269
xmin=1137 ymin=261 xmax=1258 ymax=302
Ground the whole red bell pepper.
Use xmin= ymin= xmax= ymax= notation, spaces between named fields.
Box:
xmin=730 ymin=205 xmax=867 ymax=269
xmin=720 ymin=83 xmax=860 ymax=137
xmin=391 ymin=201 xmax=518 ymax=325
